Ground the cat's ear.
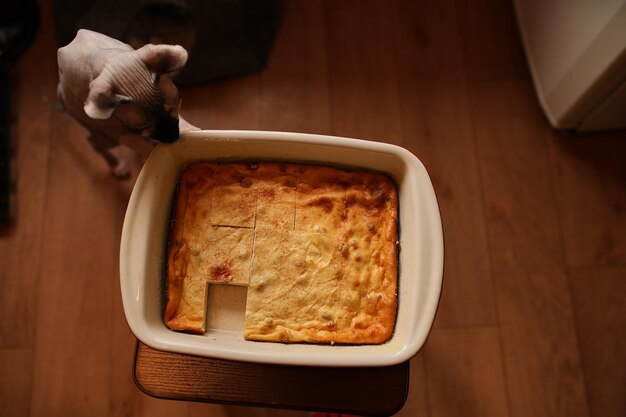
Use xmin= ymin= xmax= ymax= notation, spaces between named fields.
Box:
xmin=84 ymin=75 xmax=132 ymax=120
xmin=136 ymin=44 xmax=188 ymax=77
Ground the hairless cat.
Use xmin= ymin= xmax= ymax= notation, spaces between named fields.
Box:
xmin=57 ymin=29 xmax=197 ymax=178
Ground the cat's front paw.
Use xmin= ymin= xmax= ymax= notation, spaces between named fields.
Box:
xmin=112 ymin=160 xmax=131 ymax=180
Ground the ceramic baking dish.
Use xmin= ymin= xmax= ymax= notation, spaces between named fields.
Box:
xmin=120 ymin=130 xmax=443 ymax=367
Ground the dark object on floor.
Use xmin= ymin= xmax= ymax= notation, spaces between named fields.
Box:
xmin=0 ymin=0 xmax=39 ymax=224
xmin=51 ymin=0 xmax=281 ymax=86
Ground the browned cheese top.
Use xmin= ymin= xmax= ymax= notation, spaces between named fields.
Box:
xmin=165 ymin=162 xmax=398 ymax=344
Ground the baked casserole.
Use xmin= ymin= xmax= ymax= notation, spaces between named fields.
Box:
xmin=165 ymin=162 xmax=398 ymax=344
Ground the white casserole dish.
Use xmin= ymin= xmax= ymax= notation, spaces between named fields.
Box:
xmin=120 ymin=130 xmax=443 ymax=367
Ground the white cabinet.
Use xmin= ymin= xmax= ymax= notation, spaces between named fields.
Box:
xmin=514 ymin=0 xmax=626 ymax=131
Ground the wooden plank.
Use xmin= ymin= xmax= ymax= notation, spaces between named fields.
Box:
xmin=423 ymin=327 xmax=510 ymax=417
xmin=179 ymin=74 xmax=261 ymax=130
xmin=0 ymin=0 xmax=56 ymax=348
xmin=549 ymin=133 xmax=626 ymax=267
xmin=324 ymin=0 xmax=403 ymax=143
xmin=467 ymin=80 xmax=566 ymax=271
xmin=458 ymin=0 xmax=565 ymax=271
xmin=0 ymin=348 xmax=33 ymax=417
xmin=570 ymin=267 xmax=626 ymax=417
xmin=260 ymin=0 xmax=330 ymax=135
xmin=392 ymin=0 xmax=496 ymax=327
xmin=496 ymin=266 xmax=588 ymax=417
xmin=456 ymin=0 xmax=590 ymax=414
xmin=464 ymin=75 xmax=589 ymax=417
xmin=29 ymin=117 xmax=120 ymax=417
xmin=455 ymin=0 xmax=528 ymax=84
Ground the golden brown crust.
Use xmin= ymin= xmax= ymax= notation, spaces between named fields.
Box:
xmin=164 ymin=172 xmax=207 ymax=333
xmin=165 ymin=162 xmax=398 ymax=344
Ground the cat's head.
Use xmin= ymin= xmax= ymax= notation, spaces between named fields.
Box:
xmin=83 ymin=43 xmax=188 ymax=143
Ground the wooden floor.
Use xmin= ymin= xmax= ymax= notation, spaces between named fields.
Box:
xmin=1 ymin=0 xmax=625 ymax=416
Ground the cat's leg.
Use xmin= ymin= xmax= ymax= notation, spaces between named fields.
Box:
xmin=86 ymin=130 xmax=131 ymax=179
